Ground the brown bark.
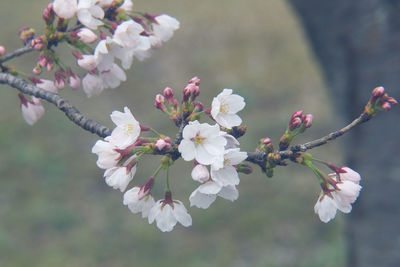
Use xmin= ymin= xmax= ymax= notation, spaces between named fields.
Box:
xmin=288 ymin=1 xmax=400 ymax=266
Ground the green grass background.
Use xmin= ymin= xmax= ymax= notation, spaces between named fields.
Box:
xmin=0 ymin=1 xmax=347 ymax=266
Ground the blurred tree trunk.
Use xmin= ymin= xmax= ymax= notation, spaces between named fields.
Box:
xmin=288 ymin=1 xmax=400 ymax=266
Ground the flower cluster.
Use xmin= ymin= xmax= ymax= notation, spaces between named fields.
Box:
xmin=16 ymin=0 xmax=179 ymax=125
xmin=314 ymin=167 xmax=362 ymax=223
xmin=91 ymin=77 xmax=249 ymax=232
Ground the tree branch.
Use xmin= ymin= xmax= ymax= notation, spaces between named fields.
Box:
xmin=0 ymin=72 xmax=111 ymax=138
xmin=0 ymin=45 xmax=34 ymax=64
xmin=0 ymin=72 xmax=376 ymax=171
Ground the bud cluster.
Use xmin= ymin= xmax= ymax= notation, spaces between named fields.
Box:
xmin=365 ymin=86 xmax=398 ymax=116
xmin=279 ymin=110 xmax=313 ymax=150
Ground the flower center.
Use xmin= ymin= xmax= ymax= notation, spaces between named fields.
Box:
xmin=220 ymin=103 xmax=229 ymax=114
xmin=193 ymin=133 xmax=206 ymax=145
xmin=122 ymin=123 xmax=134 ymax=136
xmin=223 ymin=158 xmax=231 ymax=166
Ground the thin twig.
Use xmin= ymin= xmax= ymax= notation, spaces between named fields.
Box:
xmin=0 ymin=45 xmax=34 ymax=64
xmin=0 ymin=72 xmax=111 ymax=138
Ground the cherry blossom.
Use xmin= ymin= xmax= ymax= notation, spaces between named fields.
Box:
xmin=191 ymin=164 xmax=210 ymax=183
xmin=189 ymin=181 xmax=239 ymax=209
xmin=77 ymin=28 xmax=98 ymax=44
xmin=211 ymin=89 xmax=245 ymax=129
xmin=339 ymin=167 xmax=361 ymax=183
xmin=210 ymin=148 xmax=247 ymax=186
xmin=19 ymin=95 xmax=45 ymax=126
xmin=108 ymin=107 xmax=141 ymax=149
xmin=152 ymin=15 xmax=180 ymax=43
xmin=82 ymin=73 xmax=104 ymax=97
xmin=314 ymin=173 xmax=362 ymax=223
xmin=148 ymin=193 xmax=192 ymax=232
xmin=104 ymin=164 xmax=136 ymax=192
xmin=91 ymin=138 xmax=121 ymax=169
xmin=123 ymin=187 xmax=156 ymax=218
xmin=178 ymin=121 xmax=226 ymax=168
xmin=77 ymin=55 xmax=97 ymax=71
xmin=36 ymin=79 xmax=59 ymax=93
xmin=77 ymin=0 xmax=104 ymax=30
xmin=53 ymin=0 xmax=77 ymax=19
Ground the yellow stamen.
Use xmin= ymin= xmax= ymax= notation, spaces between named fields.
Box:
xmin=220 ymin=103 xmax=229 ymax=114
xmin=123 ymin=123 xmax=134 ymax=136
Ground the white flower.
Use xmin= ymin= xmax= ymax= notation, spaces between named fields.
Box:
xmin=99 ymin=63 xmax=127 ymax=89
xmin=211 ymin=89 xmax=245 ymax=129
xmin=339 ymin=167 xmax=361 ymax=184
xmin=191 ymin=164 xmax=210 ymax=183
xmin=77 ymin=0 xmax=104 ymax=29
xmin=148 ymin=195 xmax=192 ymax=232
xmin=20 ymin=96 xmax=45 ymax=126
xmin=152 ymin=15 xmax=180 ymax=42
xmin=53 ymin=0 xmax=77 ymax=19
xmin=78 ymin=55 xmax=97 ymax=71
xmin=36 ymin=79 xmax=58 ymax=93
xmin=210 ymin=148 xmax=247 ymax=186
xmin=119 ymin=0 xmax=133 ymax=12
xmin=178 ymin=121 xmax=226 ymax=168
xmin=94 ymin=38 xmax=115 ymax=71
xmin=104 ymin=160 xmax=137 ymax=192
xmin=82 ymin=73 xmax=104 ymax=97
xmin=77 ymin=28 xmax=98 ymax=43
xmin=113 ymin=20 xmax=149 ymax=50
xmin=123 ymin=187 xmax=155 ymax=218
xmin=189 ymin=181 xmax=239 ymax=209
xmin=314 ymin=175 xmax=362 ymax=223
xmin=108 ymin=107 xmax=141 ymax=149
xmin=91 ymin=138 xmax=121 ymax=169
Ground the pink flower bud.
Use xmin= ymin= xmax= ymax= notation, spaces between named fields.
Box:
xmin=191 ymin=164 xmax=209 ymax=183
xmin=0 ymin=46 xmax=6 ymax=56
xmin=77 ymin=55 xmax=97 ymax=71
xmin=263 ymin=138 xmax=272 ymax=145
xmin=194 ymin=101 xmax=203 ymax=111
xmin=69 ymin=74 xmax=81 ymax=89
xmin=46 ymin=58 xmax=55 ymax=72
xmin=387 ymin=97 xmax=398 ymax=105
xmin=189 ymin=76 xmax=200 ymax=85
xmin=38 ymin=56 xmax=47 ymax=67
xmin=42 ymin=3 xmax=55 ymax=25
xmin=304 ymin=114 xmax=313 ymax=128
xmin=31 ymin=38 xmax=44 ymax=51
xmin=382 ymin=102 xmax=391 ymax=111
xmin=77 ymin=28 xmax=98 ymax=44
xmin=289 ymin=117 xmax=302 ymax=130
xmin=163 ymin=87 xmax=174 ymax=101
xmin=155 ymin=139 xmax=171 ymax=151
xmin=154 ymin=94 xmax=166 ymax=111
xmin=372 ymin=86 xmax=385 ymax=98
xmin=33 ymin=65 xmax=42 ymax=75
xmin=204 ymin=108 xmax=211 ymax=114
xmin=291 ymin=110 xmax=303 ymax=119
xmin=164 ymin=136 xmax=171 ymax=143
xmin=138 ymin=177 xmax=154 ymax=200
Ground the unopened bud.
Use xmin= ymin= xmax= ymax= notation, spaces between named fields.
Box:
xmin=236 ymin=163 xmax=253 ymax=174
xmin=189 ymin=76 xmax=200 ymax=85
xmin=289 ymin=117 xmax=302 ymax=130
xmin=33 ymin=65 xmax=42 ymax=75
xmin=387 ymin=97 xmax=398 ymax=105
xmin=163 ymin=87 xmax=174 ymax=101
xmin=154 ymin=94 xmax=166 ymax=111
xmin=291 ymin=110 xmax=303 ymax=119
xmin=19 ymin=27 xmax=35 ymax=43
xmin=68 ymin=73 xmax=81 ymax=89
xmin=46 ymin=58 xmax=54 ymax=72
xmin=72 ymin=50 xmax=83 ymax=60
xmin=140 ymin=125 xmax=150 ymax=131
xmin=155 ymin=139 xmax=171 ymax=151
xmin=382 ymin=102 xmax=391 ymax=111
xmin=372 ymin=86 xmax=385 ymax=98
xmin=0 ymin=46 xmax=6 ymax=56
xmin=304 ymin=114 xmax=313 ymax=128
xmin=77 ymin=28 xmax=98 ymax=44
xmin=42 ymin=3 xmax=55 ymax=25
xmin=31 ymin=38 xmax=44 ymax=51
xmin=263 ymin=138 xmax=272 ymax=145
xmin=194 ymin=101 xmax=203 ymax=112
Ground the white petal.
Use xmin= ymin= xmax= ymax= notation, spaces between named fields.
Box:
xmin=178 ymin=140 xmax=196 ymax=161
xmin=189 ymin=189 xmax=217 ymax=209
xmin=172 ymin=201 xmax=192 ymax=227
xmin=314 ymin=194 xmax=337 ymax=223
xmin=218 ymin=185 xmax=239 ymax=201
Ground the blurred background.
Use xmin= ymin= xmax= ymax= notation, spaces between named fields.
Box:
xmin=0 ymin=0 xmax=398 ymax=266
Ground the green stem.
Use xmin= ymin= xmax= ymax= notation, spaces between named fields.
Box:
xmin=152 ymin=164 xmax=163 ymax=178
xmin=166 ymin=166 xmax=171 ymax=191
xmin=149 ymin=128 xmax=163 ymax=137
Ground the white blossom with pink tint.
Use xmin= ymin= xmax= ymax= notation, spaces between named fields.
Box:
xmin=77 ymin=0 xmax=104 ymax=30
xmin=339 ymin=167 xmax=361 ymax=184
xmin=119 ymin=0 xmax=133 ymax=12
xmin=53 ymin=0 xmax=77 ymax=19
xmin=211 ymin=89 xmax=245 ymax=129
xmin=123 ymin=187 xmax=156 ymax=218
xmin=148 ymin=197 xmax=192 ymax=232
xmin=0 ymin=45 xmax=5 ymax=56
xmin=77 ymin=28 xmax=98 ymax=43
xmin=314 ymin=173 xmax=362 ymax=223
xmin=91 ymin=138 xmax=121 ymax=169
xmin=189 ymin=181 xmax=239 ymax=209
xmin=104 ymin=164 xmax=136 ymax=192
xmin=152 ymin=15 xmax=180 ymax=42
xmin=191 ymin=164 xmax=210 ymax=183
xmin=69 ymin=74 xmax=81 ymax=89
xmin=99 ymin=63 xmax=127 ymax=89
xmin=36 ymin=79 xmax=58 ymax=93
xmin=82 ymin=73 xmax=104 ymax=97
xmin=178 ymin=121 xmax=226 ymax=169
xmin=20 ymin=96 xmax=45 ymax=126
xmin=108 ymin=107 xmax=141 ymax=149
xmin=210 ymin=148 xmax=247 ymax=186
xmin=78 ymin=55 xmax=97 ymax=71
xmin=113 ymin=20 xmax=149 ymax=50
